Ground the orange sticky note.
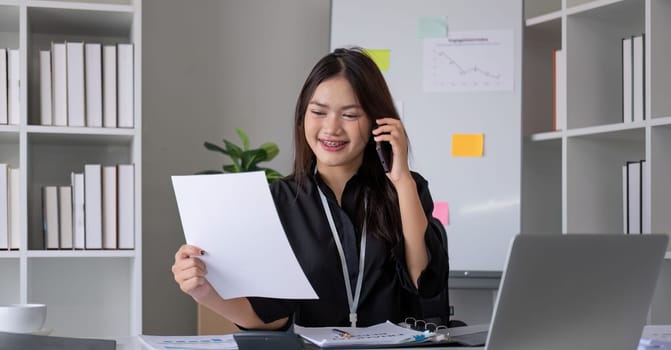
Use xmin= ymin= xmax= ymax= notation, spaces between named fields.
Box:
xmin=432 ymin=201 xmax=449 ymax=225
xmin=451 ymin=133 xmax=484 ymax=157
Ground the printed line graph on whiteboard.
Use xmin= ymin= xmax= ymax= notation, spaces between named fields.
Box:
xmin=422 ymin=30 xmax=514 ymax=92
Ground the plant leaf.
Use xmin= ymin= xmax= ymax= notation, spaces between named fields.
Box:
xmin=259 ymin=142 xmax=279 ymax=161
xmin=196 ymin=170 xmax=223 ymax=175
xmin=261 ymin=168 xmax=283 ymax=183
xmin=241 ymin=149 xmax=268 ymax=171
xmin=223 ymin=164 xmax=240 ymax=173
xmin=236 ymin=128 xmax=250 ymax=151
xmin=204 ymin=142 xmax=230 ymax=155
xmin=201 ymin=130 xmax=283 ymax=178
xmin=223 ymin=140 xmax=243 ymax=160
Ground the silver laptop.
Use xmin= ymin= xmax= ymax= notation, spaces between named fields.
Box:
xmin=452 ymin=234 xmax=668 ymax=350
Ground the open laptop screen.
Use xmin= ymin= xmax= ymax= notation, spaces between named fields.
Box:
xmin=484 ymin=234 xmax=668 ymax=350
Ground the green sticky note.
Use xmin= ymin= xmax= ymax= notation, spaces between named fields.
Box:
xmin=364 ymin=49 xmax=390 ymax=72
xmin=417 ymin=17 xmax=448 ymax=38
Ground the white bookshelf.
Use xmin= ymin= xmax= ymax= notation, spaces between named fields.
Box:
xmin=522 ymin=0 xmax=671 ymax=321
xmin=522 ymin=0 xmax=671 ymax=242
xmin=0 ymin=0 xmax=141 ymax=338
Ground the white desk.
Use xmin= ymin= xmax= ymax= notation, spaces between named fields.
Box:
xmin=114 ymin=336 xmax=485 ymax=350
xmin=115 ymin=324 xmax=671 ymax=350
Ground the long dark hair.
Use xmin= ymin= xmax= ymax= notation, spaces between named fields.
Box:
xmin=292 ymin=47 xmax=404 ymax=247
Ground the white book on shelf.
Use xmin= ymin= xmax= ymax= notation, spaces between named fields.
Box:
xmin=118 ymin=164 xmax=134 ymax=249
xmin=67 ymin=42 xmax=85 ymax=127
xmin=52 ymin=42 xmax=68 ymax=127
xmin=117 ymin=43 xmax=134 ymax=128
xmin=102 ymin=165 xmax=117 ymax=249
xmin=8 ymin=49 xmax=20 ymax=125
xmin=632 ymin=35 xmax=645 ymax=122
xmin=71 ymin=172 xmax=85 ymax=249
xmin=85 ymin=164 xmax=102 ymax=249
xmin=59 ymin=186 xmax=73 ymax=249
xmin=0 ymin=49 xmax=7 ymax=125
xmin=554 ymin=49 xmax=565 ymax=131
xmin=103 ymin=45 xmax=117 ymax=128
xmin=0 ymin=164 xmax=8 ymax=250
xmin=40 ymin=50 xmax=53 ymax=126
xmin=622 ymin=164 xmax=628 ymax=234
xmin=43 ymin=186 xmax=59 ymax=249
xmin=641 ymin=160 xmax=650 ymax=234
xmin=627 ymin=161 xmax=642 ymax=234
xmin=8 ymin=168 xmax=19 ymax=249
xmin=85 ymin=43 xmax=103 ymax=128
xmin=622 ymin=37 xmax=632 ymax=123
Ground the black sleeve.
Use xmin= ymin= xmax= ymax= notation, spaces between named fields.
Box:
xmin=237 ymin=297 xmax=295 ymax=331
xmin=391 ymin=172 xmax=450 ymax=298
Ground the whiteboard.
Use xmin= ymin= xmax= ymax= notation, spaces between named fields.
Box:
xmin=331 ymin=0 xmax=522 ymax=273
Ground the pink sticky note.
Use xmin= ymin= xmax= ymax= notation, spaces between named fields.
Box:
xmin=432 ymin=201 xmax=449 ymax=225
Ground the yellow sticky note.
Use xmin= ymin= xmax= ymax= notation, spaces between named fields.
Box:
xmin=364 ymin=49 xmax=390 ymax=72
xmin=452 ymin=133 xmax=484 ymax=157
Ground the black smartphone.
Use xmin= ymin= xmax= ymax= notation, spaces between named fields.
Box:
xmin=376 ymin=140 xmax=392 ymax=173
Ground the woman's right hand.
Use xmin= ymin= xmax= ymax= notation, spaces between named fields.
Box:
xmin=172 ymin=244 xmax=212 ymax=302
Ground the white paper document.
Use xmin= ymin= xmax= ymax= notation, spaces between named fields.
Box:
xmin=294 ymin=321 xmax=429 ymax=348
xmin=171 ymin=171 xmax=318 ymax=300
xmin=139 ymin=335 xmax=237 ymax=350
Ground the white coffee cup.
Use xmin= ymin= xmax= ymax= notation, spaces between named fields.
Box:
xmin=0 ymin=304 xmax=47 ymax=333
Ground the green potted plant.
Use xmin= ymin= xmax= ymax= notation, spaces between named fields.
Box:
xmin=199 ymin=128 xmax=283 ymax=183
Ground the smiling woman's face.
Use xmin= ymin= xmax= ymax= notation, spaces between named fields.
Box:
xmin=303 ymin=75 xmax=371 ymax=174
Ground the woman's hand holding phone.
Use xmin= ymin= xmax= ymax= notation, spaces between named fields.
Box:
xmin=372 ymin=118 xmax=411 ymax=183
xmin=375 ymin=140 xmax=393 ymax=173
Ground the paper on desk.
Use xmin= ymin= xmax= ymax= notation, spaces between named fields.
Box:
xmin=294 ymin=321 xmax=429 ymax=348
xmin=639 ymin=325 xmax=671 ymax=350
xmin=171 ymin=171 xmax=318 ymax=300
xmin=139 ymin=334 xmax=237 ymax=350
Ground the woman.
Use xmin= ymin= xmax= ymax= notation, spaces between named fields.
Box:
xmin=172 ymin=47 xmax=449 ymax=330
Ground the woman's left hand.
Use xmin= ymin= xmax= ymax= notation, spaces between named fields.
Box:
xmin=372 ymin=118 xmax=412 ymax=184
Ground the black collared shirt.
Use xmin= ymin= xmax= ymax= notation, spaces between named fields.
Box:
xmin=247 ymin=170 xmax=449 ymax=327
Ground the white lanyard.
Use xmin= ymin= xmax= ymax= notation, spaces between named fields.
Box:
xmin=316 ymin=182 xmax=367 ymax=327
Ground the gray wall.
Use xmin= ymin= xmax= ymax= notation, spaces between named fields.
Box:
xmin=142 ymin=0 xmax=331 ymax=334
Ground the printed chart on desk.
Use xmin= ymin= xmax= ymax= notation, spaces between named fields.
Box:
xmin=331 ymin=0 xmax=523 ymax=273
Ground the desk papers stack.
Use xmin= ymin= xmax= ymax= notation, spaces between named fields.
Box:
xmin=294 ymin=321 xmax=432 ymax=348
xmin=639 ymin=325 xmax=671 ymax=350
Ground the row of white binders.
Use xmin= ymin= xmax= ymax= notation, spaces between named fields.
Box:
xmin=622 ymin=34 xmax=646 ymax=123
xmin=0 ymin=164 xmax=20 ymax=250
xmin=552 ymin=34 xmax=647 ymax=130
xmin=0 ymin=49 xmax=20 ymax=125
xmin=40 ymin=42 xmax=134 ymax=128
xmin=622 ymin=160 xmax=649 ymax=234
xmin=42 ymin=164 xmax=134 ymax=250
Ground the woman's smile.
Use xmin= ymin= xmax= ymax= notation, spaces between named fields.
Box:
xmin=319 ymin=139 xmax=349 ymax=151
